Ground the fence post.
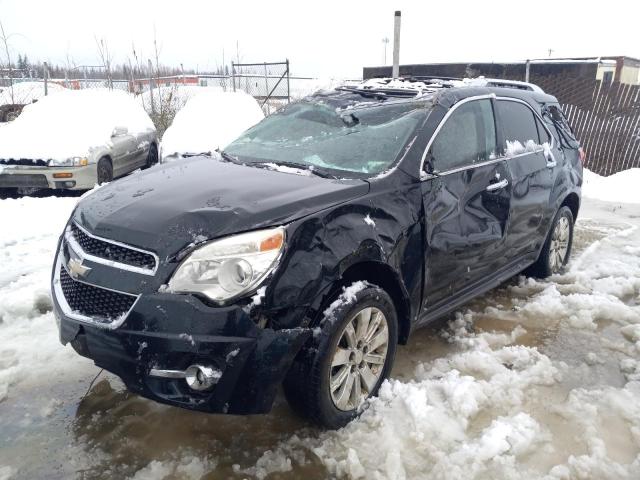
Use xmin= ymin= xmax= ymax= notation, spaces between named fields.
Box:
xmin=231 ymin=61 xmax=236 ymax=92
xmin=286 ymin=59 xmax=290 ymax=104
xmin=181 ymin=63 xmax=185 ymax=85
xmin=525 ymin=60 xmax=530 ymax=83
xmin=148 ymin=59 xmax=155 ymax=115
xmin=44 ymin=62 xmax=48 ymax=96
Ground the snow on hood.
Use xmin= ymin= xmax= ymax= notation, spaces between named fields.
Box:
xmin=0 ymin=88 xmax=155 ymax=161
xmin=0 ymin=81 xmax=65 ymax=106
xmin=160 ymin=90 xmax=264 ymax=160
xmin=583 ymin=168 xmax=640 ymax=204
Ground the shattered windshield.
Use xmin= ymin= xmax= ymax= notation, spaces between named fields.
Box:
xmin=224 ymin=100 xmax=426 ymax=176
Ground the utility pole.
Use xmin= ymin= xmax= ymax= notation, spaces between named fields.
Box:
xmin=382 ymin=37 xmax=389 ymax=64
xmin=392 ymin=11 xmax=401 ymax=78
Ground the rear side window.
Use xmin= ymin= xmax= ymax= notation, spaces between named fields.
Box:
xmin=496 ymin=100 xmax=541 ymax=154
xmin=535 ymin=116 xmax=552 ymax=144
xmin=543 ymin=104 xmax=580 ymax=148
xmin=429 ymin=99 xmax=496 ymax=172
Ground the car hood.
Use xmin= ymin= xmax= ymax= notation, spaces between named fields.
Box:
xmin=73 ymin=156 xmax=369 ymax=259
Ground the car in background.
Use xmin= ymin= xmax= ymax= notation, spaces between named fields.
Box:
xmin=0 ymin=81 xmax=66 ymax=122
xmin=160 ymin=90 xmax=264 ymax=161
xmin=0 ymin=88 xmax=157 ymax=193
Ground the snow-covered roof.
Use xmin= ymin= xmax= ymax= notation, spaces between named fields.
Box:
xmin=342 ymin=76 xmax=544 ymax=99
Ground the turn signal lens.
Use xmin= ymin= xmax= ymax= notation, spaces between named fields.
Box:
xmin=53 ymin=173 xmax=73 ymax=178
xmin=260 ymin=231 xmax=284 ymax=252
xmin=578 ymin=147 xmax=586 ymax=164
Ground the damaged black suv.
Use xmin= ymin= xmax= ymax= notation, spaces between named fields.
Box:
xmin=53 ymin=77 xmax=583 ymax=429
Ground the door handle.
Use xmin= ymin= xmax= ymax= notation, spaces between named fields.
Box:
xmin=486 ymin=178 xmax=509 ymax=192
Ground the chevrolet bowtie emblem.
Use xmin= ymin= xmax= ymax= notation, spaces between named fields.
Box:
xmin=67 ymin=257 xmax=91 ymax=279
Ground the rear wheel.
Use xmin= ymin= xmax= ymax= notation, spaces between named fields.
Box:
xmin=527 ymin=206 xmax=574 ymax=278
xmin=283 ymin=283 xmax=398 ymax=429
xmin=96 ymin=157 xmax=113 ymax=185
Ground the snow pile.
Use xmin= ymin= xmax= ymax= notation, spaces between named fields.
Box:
xmin=139 ymin=85 xmax=223 ymax=117
xmin=0 ymin=196 xmax=88 ymax=403
xmin=505 ymin=139 xmax=548 ymax=156
xmin=0 ymin=88 xmax=154 ymax=160
xmin=0 ymin=81 xmax=65 ymax=106
xmin=160 ymin=90 xmax=263 ymax=160
xmin=583 ymin=168 xmax=640 ymax=204
xmin=128 ymin=456 xmax=215 ymax=480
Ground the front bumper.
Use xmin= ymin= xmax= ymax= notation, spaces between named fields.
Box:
xmin=53 ymin=286 xmax=311 ymax=414
xmin=0 ymin=164 xmax=98 ymax=190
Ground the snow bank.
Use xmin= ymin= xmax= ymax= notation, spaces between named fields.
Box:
xmin=583 ymin=168 xmax=640 ymax=204
xmin=139 ymin=85 xmax=223 ymax=116
xmin=0 ymin=81 xmax=65 ymax=106
xmin=160 ymin=90 xmax=263 ymax=160
xmin=0 ymin=88 xmax=154 ymax=160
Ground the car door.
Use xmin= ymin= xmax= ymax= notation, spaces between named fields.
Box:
xmin=420 ymin=97 xmax=512 ymax=307
xmin=495 ymin=98 xmax=557 ymax=263
xmin=109 ymin=127 xmax=138 ymax=177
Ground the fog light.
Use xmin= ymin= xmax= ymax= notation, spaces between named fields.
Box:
xmin=185 ymin=365 xmax=220 ymax=391
xmin=53 ymin=172 xmax=73 ymax=178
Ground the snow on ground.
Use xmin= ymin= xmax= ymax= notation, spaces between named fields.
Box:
xmin=0 ymin=81 xmax=65 ymax=106
xmin=0 ymin=89 xmax=155 ymax=161
xmin=583 ymin=168 xmax=640 ymax=204
xmin=0 ymin=170 xmax=639 ymax=479
xmin=160 ymin=90 xmax=263 ymax=161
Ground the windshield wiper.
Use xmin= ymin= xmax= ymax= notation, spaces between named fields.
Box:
xmin=215 ymin=149 xmax=243 ymax=164
xmin=254 ymin=160 xmax=338 ymax=179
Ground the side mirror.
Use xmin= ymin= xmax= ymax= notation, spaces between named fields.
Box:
xmin=112 ymin=126 xmax=128 ymax=137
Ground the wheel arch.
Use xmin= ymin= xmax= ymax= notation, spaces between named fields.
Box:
xmin=333 ymin=260 xmax=411 ymax=345
xmin=560 ymin=191 xmax=580 ymax=222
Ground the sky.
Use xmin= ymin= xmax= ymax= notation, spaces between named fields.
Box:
xmin=1 ymin=0 xmax=639 ymax=79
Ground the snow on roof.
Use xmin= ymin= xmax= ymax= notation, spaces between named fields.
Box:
xmin=160 ymin=90 xmax=264 ymax=160
xmin=0 ymin=88 xmax=154 ymax=160
xmin=0 ymin=81 xmax=65 ymax=106
xmin=139 ymin=85 xmax=223 ymax=116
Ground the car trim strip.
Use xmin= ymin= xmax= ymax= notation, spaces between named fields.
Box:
xmin=52 ymin=252 xmax=140 ymax=330
xmin=419 ymin=94 xmax=557 ymax=180
xmin=67 ymin=221 xmax=159 ymax=276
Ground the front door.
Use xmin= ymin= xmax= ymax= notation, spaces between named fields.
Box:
xmin=420 ymin=97 xmax=512 ymax=308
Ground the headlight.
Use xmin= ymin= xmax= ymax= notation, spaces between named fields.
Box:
xmin=167 ymin=227 xmax=285 ymax=302
xmin=48 ymin=157 xmax=89 ymax=167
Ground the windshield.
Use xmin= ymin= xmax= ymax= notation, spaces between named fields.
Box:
xmin=224 ymin=100 xmax=426 ymax=176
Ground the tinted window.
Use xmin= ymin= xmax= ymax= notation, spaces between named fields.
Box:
xmin=497 ymin=100 xmax=541 ymax=152
xmin=535 ymin=116 xmax=552 ymax=144
xmin=429 ymin=99 xmax=496 ymax=172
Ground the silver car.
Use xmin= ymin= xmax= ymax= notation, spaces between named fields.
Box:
xmin=0 ymin=88 xmax=157 ymax=192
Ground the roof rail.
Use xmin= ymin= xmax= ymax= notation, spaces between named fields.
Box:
xmin=482 ymin=78 xmax=545 ymax=93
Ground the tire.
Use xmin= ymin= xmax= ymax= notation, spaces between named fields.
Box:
xmin=527 ymin=206 xmax=574 ymax=278
xmin=96 ymin=157 xmax=113 ymax=185
xmin=283 ymin=283 xmax=398 ymax=429
xmin=145 ymin=143 xmax=158 ymax=168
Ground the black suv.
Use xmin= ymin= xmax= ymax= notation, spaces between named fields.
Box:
xmin=53 ymin=78 xmax=582 ymax=429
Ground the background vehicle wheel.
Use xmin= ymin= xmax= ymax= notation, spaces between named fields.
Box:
xmin=283 ymin=283 xmax=398 ymax=429
xmin=146 ymin=143 xmax=158 ymax=168
xmin=96 ymin=157 xmax=113 ymax=185
xmin=527 ymin=206 xmax=574 ymax=278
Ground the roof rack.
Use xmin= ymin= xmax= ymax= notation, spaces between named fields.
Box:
xmin=342 ymin=76 xmax=544 ymax=98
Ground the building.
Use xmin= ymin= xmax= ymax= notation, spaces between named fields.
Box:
xmin=363 ymin=56 xmax=640 ymax=85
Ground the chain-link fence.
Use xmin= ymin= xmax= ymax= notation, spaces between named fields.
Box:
xmin=232 ymin=61 xmax=290 ymax=115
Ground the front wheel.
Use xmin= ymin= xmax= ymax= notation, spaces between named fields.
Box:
xmin=96 ymin=157 xmax=113 ymax=185
xmin=527 ymin=206 xmax=574 ymax=278
xmin=283 ymin=283 xmax=398 ymax=429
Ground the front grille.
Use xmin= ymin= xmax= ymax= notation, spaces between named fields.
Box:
xmin=59 ymin=265 xmax=136 ymax=322
xmin=0 ymin=174 xmax=49 ymax=188
xmin=0 ymin=158 xmax=49 ymax=166
xmin=70 ymin=223 xmax=157 ymax=271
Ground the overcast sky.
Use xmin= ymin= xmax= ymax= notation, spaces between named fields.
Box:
xmin=1 ymin=0 xmax=638 ymax=79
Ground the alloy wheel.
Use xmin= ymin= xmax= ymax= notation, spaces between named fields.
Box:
xmin=549 ymin=216 xmax=570 ymax=272
xmin=329 ymin=306 xmax=389 ymax=411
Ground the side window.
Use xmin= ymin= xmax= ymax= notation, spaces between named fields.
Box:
xmin=496 ymin=100 xmax=541 ymax=154
xmin=535 ymin=116 xmax=552 ymax=145
xmin=429 ymin=99 xmax=496 ymax=172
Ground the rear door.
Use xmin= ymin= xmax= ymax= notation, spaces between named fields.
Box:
xmin=109 ymin=129 xmax=138 ymax=177
xmin=421 ymin=97 xmax=512 ymax=307
xmin=495 ymin=98 xmax=557 ymax=262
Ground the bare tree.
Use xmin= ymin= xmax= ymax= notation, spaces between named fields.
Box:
xmin=95 ymin=36 xmax=113 ymax=89
xmin=0 ymin=19 xmax=15 ymax=104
